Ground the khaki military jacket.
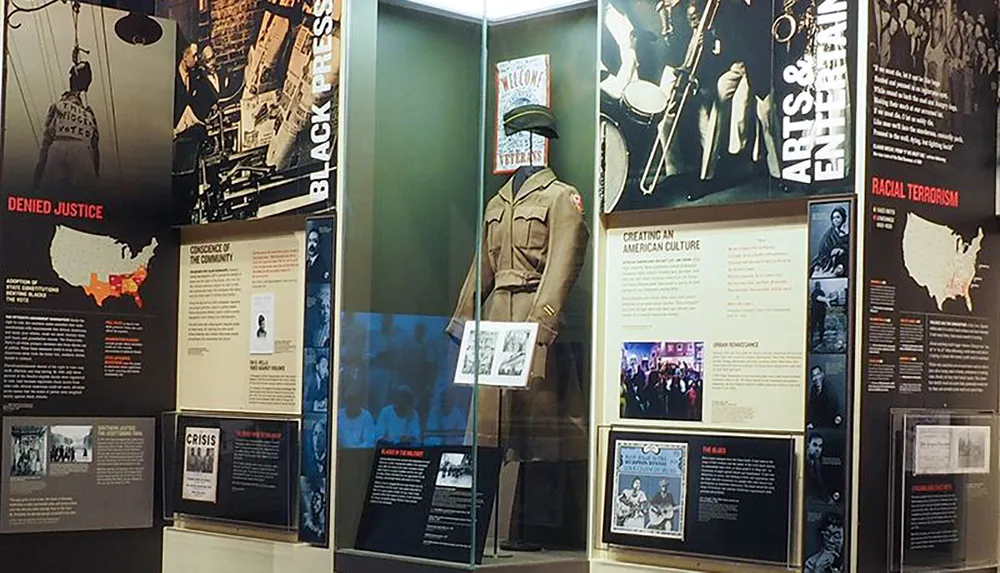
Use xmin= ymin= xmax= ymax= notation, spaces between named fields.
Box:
xmin=448 ymin=168 xmax=589 ymax=461
xmin=448 ymin=168 xmax=588 ymax=349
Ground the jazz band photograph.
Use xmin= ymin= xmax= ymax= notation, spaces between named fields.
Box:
xmin=600 ymin=0 xmax=854 ymax=213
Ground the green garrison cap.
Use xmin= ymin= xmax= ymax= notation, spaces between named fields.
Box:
xmin=503 ymin=104 xmax=560 ymax=139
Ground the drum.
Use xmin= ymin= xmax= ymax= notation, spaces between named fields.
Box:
xmin=622 ymin=80 xmax=668 ymax=126
xmin=600 ymin=116 xmax=628 ymax=213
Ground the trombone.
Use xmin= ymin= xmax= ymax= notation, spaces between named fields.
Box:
xmin=640 ymin=0 xmax=723 ymax=195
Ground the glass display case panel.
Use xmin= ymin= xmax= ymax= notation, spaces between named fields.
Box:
xmin=334 ymin=0 xmax=596 ymax=569
xmin=889 ymin=409 xmax=1000 ymax=573
xmin=162 ymin=411 xmax=300 ymax=533
xmin=335 ymin=0 xmax=488 ymax=568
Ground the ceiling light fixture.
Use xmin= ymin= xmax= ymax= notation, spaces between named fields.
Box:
xmin=401 ymin=0 xmax=591 ymax=22
xmin=114 ymin=11 xmax=163 ymax=46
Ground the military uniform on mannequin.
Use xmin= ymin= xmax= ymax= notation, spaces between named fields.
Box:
xmin=447 ymin=104 xmax=589 ymax=463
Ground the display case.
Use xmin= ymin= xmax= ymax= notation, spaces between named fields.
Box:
xmin=162 ymin=411 xmax=301 ymax=534
xmin=889 ymin=409 xmax=999 ymax=573
xmin=334 ymin=0 xmax=597 ymax=571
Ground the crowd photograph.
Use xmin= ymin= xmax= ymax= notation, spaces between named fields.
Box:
xmin=620 ymin=342 xmax=704 ymax=422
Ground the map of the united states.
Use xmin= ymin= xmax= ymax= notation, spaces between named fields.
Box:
xmin=901 ymin=213 xmax=983 ymax=312
xmin=49 ymin=226 xmax=157 ymax=308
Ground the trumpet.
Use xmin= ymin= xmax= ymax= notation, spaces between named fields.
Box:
xmin=772 ymin=0 xmax=816 ymax=46
xmin=772 ymin=12 xmax=797 ymax=44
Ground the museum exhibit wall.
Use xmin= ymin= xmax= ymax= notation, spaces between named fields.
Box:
xmin=158 ymin=0 xmax=345 ymax=556
xmin=857 ymin=0 xmax=1000 ymax=571
xmin=0 ymin=2 xmax=179 ymax=570
xmin=162 ymin=214 xmax=335 ymax=573
xmin=590 ymin=0 xmax=855 ymax=572
xmin=0 ymin=0 xmax=998 ymax=571
xmin=0 ymin=0 xmax=339 ymax=566
xmin=589 ymin=1 xmax=1000 ymax=573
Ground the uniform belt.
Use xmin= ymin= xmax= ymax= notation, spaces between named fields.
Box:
xmin=53 ymin=135 xmax=87 ymax=142
xmin=494 ymin=269 xmax=541 ymax=292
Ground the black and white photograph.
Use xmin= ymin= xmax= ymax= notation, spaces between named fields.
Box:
xmin=158 ymin=0 xmax=340 ymax=224
xmin=303 ymin=414 xmax=329 ymax=478
xmin=620 ymin=341 xmax=704 ymax=422
xmin=435 ymin=452 xmax=473 ymax=489
xmin=497 ymin=328 xmax=532 ymax=376
xmin=307 ymin=284 xmax=332 ymax=349
xmin=600 ymin=0 xmax=855 ymax=212
xmin=3 ymin=1 xmax=175 ymax=209
xmin=810 ymin=202 xmax=852 ymax=279
xmin=49 ymin=425 xmax=94 ymax=464
xmin=809 ymin=278 xmax=849 ymax=353
xmin=804 ymin=510 xmax=845 ymax=573
xmin=185 ymin=445 xmax=216 ymax=473
xmin=805 ymin=430 xmax=846 ymax=505
xmin=460 ymin=330 xmax=498 ymax=377
xmin=249 ymin=293 xmax=275 ymax=354
xmin=10 ymin=426 xmax=48 ymax=478
xmin=304 ymin=347 xmax=331 ymax=413
xmin=305 ymin=225 xmax=333 ymax=284
xmin=871 ymin=0 xmax=995 ymax=96
xmin=956 ymin=426 xmax=990 ymax=473
xmin=299 ymin=475 xmax=327 ymax=540
xmin=807 ymin=355 xmax=847 ymax=429
xmin=181 ymin=427 xmax=220 ymax=503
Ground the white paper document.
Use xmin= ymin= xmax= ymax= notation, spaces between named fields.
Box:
xmin=453 ymin=321 xmax=539 ymax=388
xmin=181 ymin=427 xmax=221 ymax=503
xmin=914 ymin=425 xmax=990 ymax=475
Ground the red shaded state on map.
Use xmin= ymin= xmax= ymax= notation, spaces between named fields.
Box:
xmin=83 ymin=266 xmax=149 ymax=308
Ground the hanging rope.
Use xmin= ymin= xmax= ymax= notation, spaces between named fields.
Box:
xmin=90 ymin=7 xmax=111 ymax=138
xmin=97 ymin=5 xmax=122 ymax=183
xmin=72 ymin=0 xmax=79 ymax=62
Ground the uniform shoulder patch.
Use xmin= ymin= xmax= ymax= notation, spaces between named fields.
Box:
xmin=569 ymin=190 xmax=584 ymax=213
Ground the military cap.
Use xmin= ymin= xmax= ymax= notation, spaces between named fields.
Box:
xmin=503 ymin=104 xmax=560 ymax=139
